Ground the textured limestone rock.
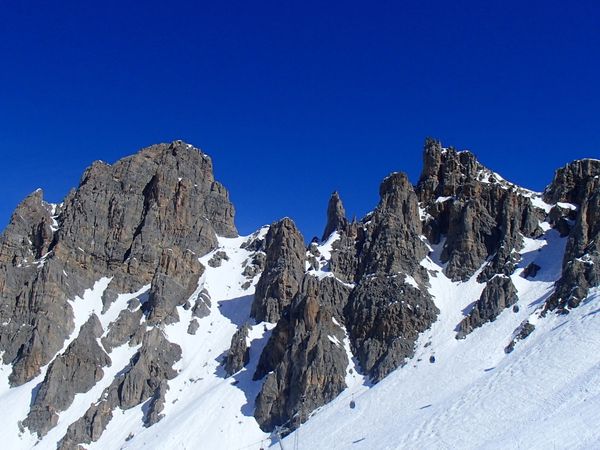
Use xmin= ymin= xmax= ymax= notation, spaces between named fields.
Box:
xmin=4 ymin=136 xmax=599 ymax=446
xmin=145 ymin=247 xmax=204 ymax=325
xmin=251 ymin=218 xmax=306 ymax=323
xmin=338 ymin=172 xmax=439 ymax=382
xmin=144 ymin=379 xmax=169 ymax=426
xmin=192 ymin=288 xmax=212 ymax=319
xmin=0 ymin=141 xmax=236 ymax=387
xmin=329 ymin=222 xmax=363 ymax=284
xmin=505 ymin=321 xmax=536 ymax=354
xmin=57 ymin=398 xmax=114 ymax=450
xmin=345 ymin=276 xmax=438 ymax=381
xmin=456 ymin=276 xmax=518 ymax=339
xmin=25 ymin=315 xmax=111 ymax=437
xmin=543 ymin=160 xmax=600 ymax=313
xmin=322 ymin=191 xmax=348 ymax=241
xmin=58 ymin=328 xmax=181 ymax=448
xmin=208 ymin=251 xmax=229 ymax=268
xmin=187 ymin=319 xmax=200 ymax=335
xmin=358 ymin=172 xmax=429 ymax=279
xmin=101 ymin=307 xmax=144 ymax=352
xmin=224 ymin=323 xmax=251 ymax=376
xmin=254 ymin=275 xmax=351 ymax=431
xmin=416 ymin=138 xmax=543 ymax=282
xmin=543 ymin=159 xmax=600 ymax=205
xmin=253 ymin=167 xmax=441 ymax=434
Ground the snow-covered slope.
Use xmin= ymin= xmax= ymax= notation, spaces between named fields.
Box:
xmin=0 ymin=228 xmax=277 ymax=450
xmin=1 ymin=142 xmax=599 ymax=450
xmin=3 ymin=215 xmax=599 ymax=450
xmin=282 ymin=227 xmax=600 ymax=450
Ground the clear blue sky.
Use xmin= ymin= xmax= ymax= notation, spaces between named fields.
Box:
xmin=1 ymin=0 xmax=599 ymax=239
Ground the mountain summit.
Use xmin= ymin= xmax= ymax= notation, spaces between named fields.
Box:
xmin=0 ymin=139 xmax=599 ymax=450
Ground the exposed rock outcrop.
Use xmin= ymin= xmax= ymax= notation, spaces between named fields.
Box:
xmin=346 ymin=276 xmax=437 ymax=381
xmin=254 ymin=275 xmax=351 ymax=431
xmin=251 ymin=218 xmax=306 ymax=323
xmin=416 ymin=138 xmax=543 ymax=282
xmin=101 ymin=306 xmax=144 ymax=352
xmin=343 ymin=172 xmax=439 ymax=381
xmin=456 ymin=275 xmax=518 ymax=339
xmin=24 ymin=315 xmax=111 ymax=437
xmin=322 ymin=191 xmax=348 ymax=241
xmin=58 ymin=328 xmax=181 ymax=449
xmin=225 ymin=323 xmax=251 ymax=376
xmin=144 ymin=247 xmax=204 ymax=325
xmin=253 ymin=170 xmax=440 ymax=431
xmin=0 ymin=141 xmax=236 ymax=388
xmin=543 ymin=159 xmax=600 ymax=313
xmin=1 ymin=137 xmax=598 ymax=447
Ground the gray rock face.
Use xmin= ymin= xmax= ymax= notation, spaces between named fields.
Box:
xmin=342 ymin=171 xmax=439 ymax=381
xmin=329 ymin=222 xmax=363 ymax=284
xmin=0 ymin=141 xmax=239 ymax=447
xmin=253 ymin=172 xmax=440 ymax=431
xmin=346 ymin=276 xmax=437 ymax=381
xmin=543 ymin=159 xmax=600 ymax=205
xmin=145 ymin=247 xmax=204 ymax=325
xmin=251 ymin=218 xmax=306 ymax=323
xmin=416 ymin=138 xmax=543 ymax=282
xmin=359 ymin=172 xmax=429 ymax=278
xmin=0 ymin=191 xmax=75 ymax=387
xmin=322 ymin=191 xmax=348 ymax=241
xmin=208 ymin=250 xmax=229 ymax=268
xmin=58 ymin=328 xmax=181 ymax=449
xmin=505 ymin=321 xmax=536 ymax=354
xmin=225 ymin=323 xmax=251 ymax=376
xmin=0 ymin=141 xmax=236 ymax=387
xmin=187 ymin=319 xmax=200 ymax=335
xmin=254 ymin=275 xmax=351 ymax=431
xmin=192 ymin=288 xmax=212 ymax=319
xmin=543 ymin=159 xmax=600 ymax=313
xmin=101 ymin=307 xmax=144 ymax=352
xmin=456 ymin=276 xmax=518 ymax=339
xmin=24 ymin=314 xmax=111 ymax=437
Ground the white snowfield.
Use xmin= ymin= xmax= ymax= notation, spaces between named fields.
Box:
xmin=1 ymin=215 xmax=600 ymax=449
xmin=283 ymin=229 xmax=600 ymax=450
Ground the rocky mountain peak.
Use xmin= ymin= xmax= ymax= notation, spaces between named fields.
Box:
xmin=0 ymin=140 xmax=237 ymax=388
xmin=543 ymin=158 xmax=600 ymax=205
xmin=251 ymin=217 xmax=306 ymax=323
xmin=417 ymin=138 xmax=483 ymax=201
xmin=1 ymin=138 xmax=599 ymax=449
xmin=322 ymin=191 xmax=348 ymax=241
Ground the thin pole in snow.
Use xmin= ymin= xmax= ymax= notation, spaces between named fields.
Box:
xmin=274 ymin=426 xmax=286 ymax=450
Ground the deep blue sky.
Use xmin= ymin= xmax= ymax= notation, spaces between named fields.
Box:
xmin=1 ymin=0 xmax=599 ymax=239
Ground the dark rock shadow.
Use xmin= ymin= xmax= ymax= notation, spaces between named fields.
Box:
xmin=217 ymin=294 xmax=254 ymax=328
xmin=212 ymin=293 xmax=273 ymax=419
xmin=517 ymin=232 xmax=567 ymax=284
xmin=453 ymin=301 xmax=477 ymax=333
xmin=212 ymin=326 xmax=273 ymax=418
xmin=527 ymin=289 xmax=554 ymax=308
xmin=29 ymin=380 xmax=43 ymax=407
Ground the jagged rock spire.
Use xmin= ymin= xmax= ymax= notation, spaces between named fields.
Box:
xmin=322 ymin=191 xmax=348 ymax=241
xmin=251 ymin=217 xmax=306 ymax=323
